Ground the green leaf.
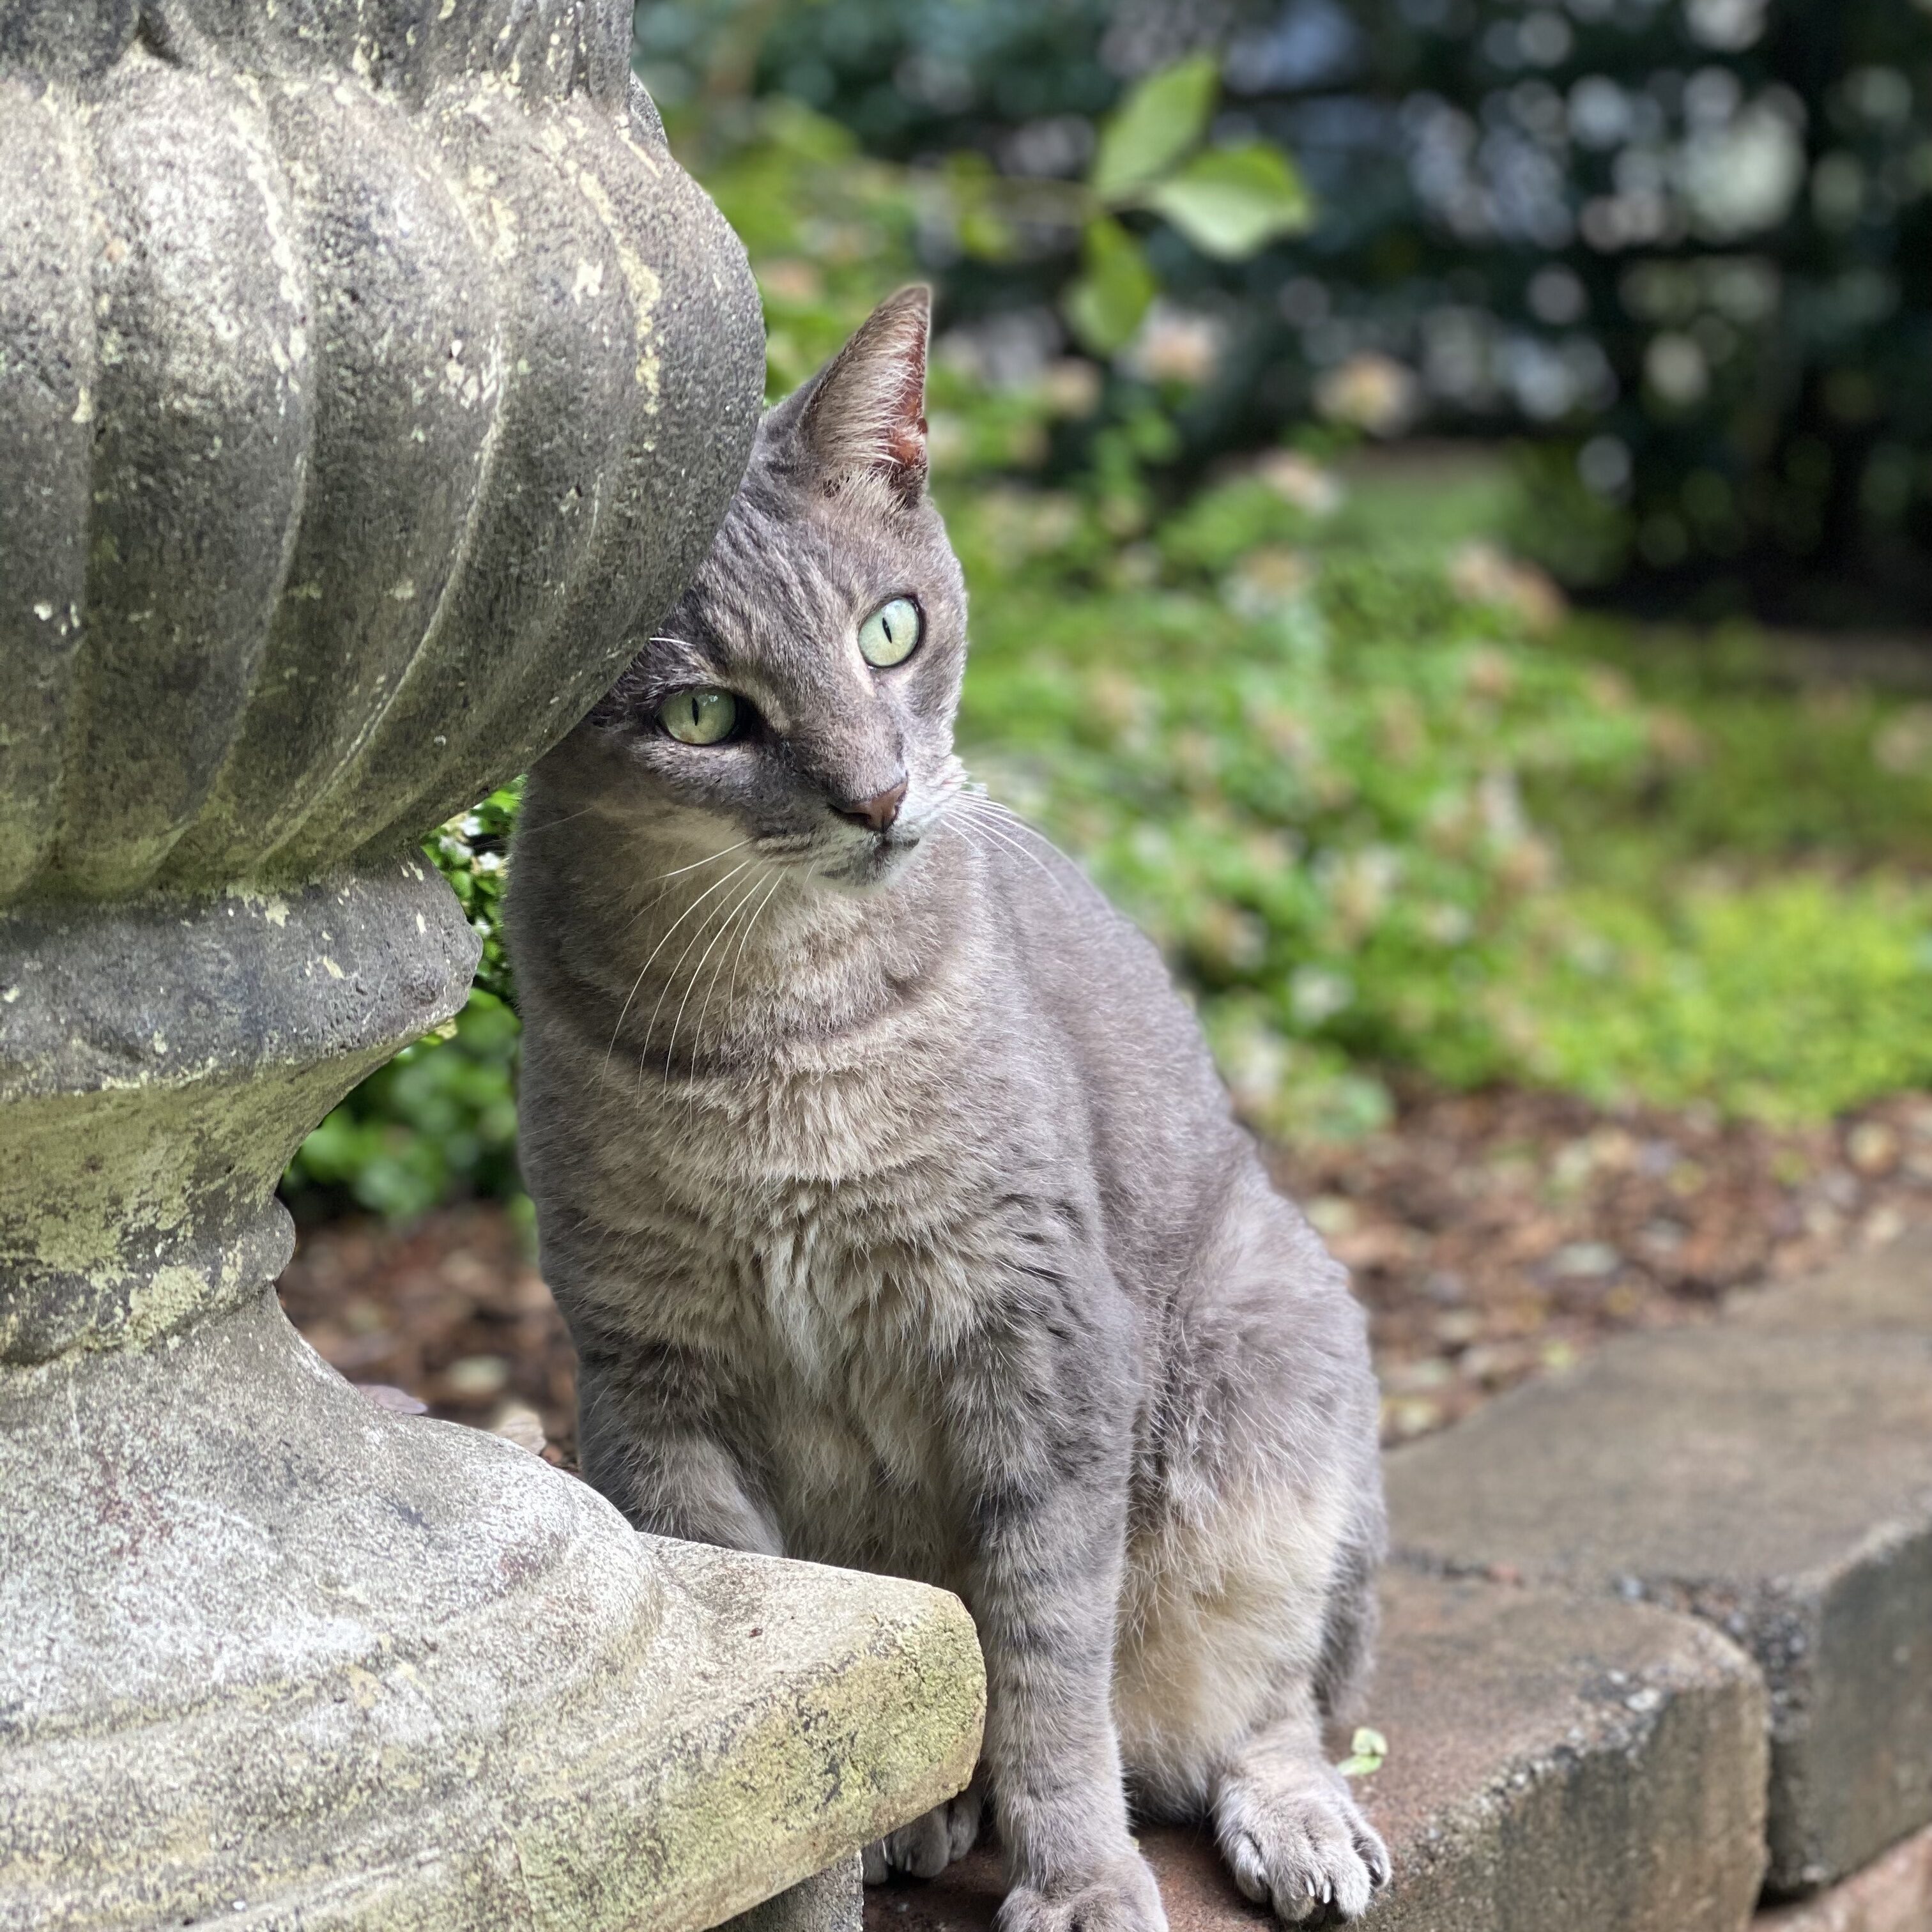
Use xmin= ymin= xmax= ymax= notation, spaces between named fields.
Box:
xmin=944 ymin=150 xmax=1020 ymax=261
xmin=1143 ymin=142 xmax=1314 ymax=258
xmin=1090 ymin=54 xmax=1219 ymax=204
xmin=1338 ymin=1726 xmax=1389 ymax=1777
xmin=1064 ymin=217 xmax=1158 ymax=355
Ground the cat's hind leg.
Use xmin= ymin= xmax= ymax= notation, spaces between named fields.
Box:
xmin=1114 ymin=1481 xmax=1389 ymax=1926
xmin=1211 ymin=1682 xmax=1389 ymax=1926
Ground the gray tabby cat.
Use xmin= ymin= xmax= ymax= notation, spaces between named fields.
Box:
xmin=507 ymin=288 xmax=1390 ymax=1931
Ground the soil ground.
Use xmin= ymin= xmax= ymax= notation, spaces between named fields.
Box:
xmin=277 ymin=1086 xmax=1932 ymax=1468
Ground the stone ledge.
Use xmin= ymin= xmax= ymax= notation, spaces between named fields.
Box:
xmin=0 ymin=1292 xmax=986 ymax=1932
xmin=1726 ymin=1233 xmax=1929 ymax=1337
xmin=1386 ymin=1274 xmax=1932 ymax=1894
xmin=724 ymin=1857 xmax=862 ymax=1932
xmin=1752 ymin=1821 xmax=1932 ymax=1932
xmin=862 ymin=1570 xmax=1767 ymax=1932
xmin=1346 ymin=1571 xmax=1768 ymax=1931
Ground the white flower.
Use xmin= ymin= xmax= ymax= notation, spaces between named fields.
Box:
xmin=1314 ymin=352 xmax=1421 ymax=437
xmin=1123 ymin=302 xmax=1226 ymax=387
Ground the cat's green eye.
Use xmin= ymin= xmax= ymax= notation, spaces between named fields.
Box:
xmin=659 ymin=688 xmax=739 ymax=745
xmin=857 ymin=597 xmax=923 ymax=669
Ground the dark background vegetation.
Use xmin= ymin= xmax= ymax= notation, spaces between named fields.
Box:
xmin=647 ymin=0 xmax=1932 ymax=623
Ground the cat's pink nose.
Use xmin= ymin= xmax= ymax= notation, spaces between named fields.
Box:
xmin=834 ymin=779 xmax=908 ymax=832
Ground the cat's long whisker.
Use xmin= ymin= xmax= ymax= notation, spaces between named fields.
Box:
xmin=959 ymin=792 xmax=1085 ymax=887
xmin=642 ymin=837 xmax=753 ymax=885
xmin=956 ymin=812 xmax=1054 ymax=894
xmin=710 ymin=869 xmax=781 ymax=1036
xmin=640 ymin=863 xmax=760 ymax=1066
xmin=613 ymin=837 xmax=758 ymax=941
xmin=668 ymin=866 xmax=772 ymax=1080
xmin=602 ymin=858 xmax=754 ymax=1078
xmin=724 ymin=870 xmax=787 ymax=1022
xmin=965 ymin=789 xmax=1077 ymax=864
xmin=678 ymin=870 xmax=785 ymax=1131
xmin=947 ymin=816 xmax=1011 ymax=885
xmin=506 ymin=802 xmax=603 ymax=841
xmin=951 ymin=801 xmax=1073 ymax=908
xmin=952 ymin=817 xmax=1060 ymax=919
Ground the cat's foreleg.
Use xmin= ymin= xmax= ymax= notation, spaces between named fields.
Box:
xmin=573 ymin=1346 xmax=785 ymax=1556
xmin=1211 ymin=1677 xmax=1390 ymax=1926
xmin=862 ymin=1770 xmax=986 ymax=1883
xmin=951 ymin=1342 xmax=1167 ymax=1932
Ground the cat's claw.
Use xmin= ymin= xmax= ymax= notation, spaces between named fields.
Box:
xmin=862 ymin=1784 xmax=985 ymax=1883
xmin=1216 ymin=1770 xmax=1389 ymax=1925
xmin=994 ymin=1852 xmax=1169 ymax=1932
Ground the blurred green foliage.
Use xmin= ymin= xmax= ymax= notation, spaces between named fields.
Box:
xmin=282 ymin=990 xmax=521 ymax=1220
xmin=286 ymin=59 xmax=1932 ymax=1218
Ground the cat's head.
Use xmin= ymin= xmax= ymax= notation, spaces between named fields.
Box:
xmin=585 ymin=287 xmax=967 ymax=890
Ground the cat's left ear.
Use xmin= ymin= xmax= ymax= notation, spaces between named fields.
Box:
xmin=798 ymin=285 xmax=931 ymax=507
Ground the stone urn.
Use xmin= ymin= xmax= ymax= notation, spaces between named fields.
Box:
xmin=0 ymin=5 xmax=983 ymax=1928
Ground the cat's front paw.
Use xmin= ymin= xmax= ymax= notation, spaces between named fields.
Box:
xmin=862 ymin=1784 xmax=985 ymax=1883
xmin=1216 ymin=1768 xmax=1390 ymax=1924
xmin=995 ymin=1851 xmax=1168 ymax=1932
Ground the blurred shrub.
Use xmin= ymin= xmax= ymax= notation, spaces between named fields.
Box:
xmin=640 ymin=0 xmax=1932 ymax=620
xmin=284 ymin=58 xmax=1932 ymax=1217
xmin=946 ymin=464 xmax=1657 ymax=1136
xmin=282 ymin=990 xmax=521 ymax=1220
xmin=430 ymin=784 xmax=519 ymax=1002
xmin=1505 ymin=871 xmax=1932 ymax=1122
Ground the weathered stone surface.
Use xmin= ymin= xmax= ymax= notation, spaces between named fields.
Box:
xmin=1727 ymin=1232 xmax=1930 ymax=1337
xmin=1356 ymin=1572 xmax=1768 ymax=1931
xmin=0 ymin=1 xmax=766 ymax=900
xmin=1386 ymin=1308 xmax=1932 ymax=1892
xmin=727 ymin=1857 xmax=863 ymax=1932
xmin=0 ymin=1283 xmax=985 ymax=1931
xmin=1752 ymin=1821 xmax=1932 ymax=1932
xmin=864 ymin=1572 xmax=1767 ymax=1932
xmin=0 ymin=865 xmax=475 ymax=1361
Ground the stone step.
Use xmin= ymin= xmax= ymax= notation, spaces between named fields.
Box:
xmin=1752 ymin=1820 xmax=1932 ymax=1932
xmin=862 ymin=1569 xmax=1767 ymax=1932
xmin=1385 ymin=1238 xmax=1932 ymax=1896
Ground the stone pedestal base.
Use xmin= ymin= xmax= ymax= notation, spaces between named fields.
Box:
xmin=726 ymin=1858 xmax=864 ymax=1932
xmin=0 ymin=1289 xmax=981 ymax=1930
xmin=0 ymin=875 xmax=983 ymax=1929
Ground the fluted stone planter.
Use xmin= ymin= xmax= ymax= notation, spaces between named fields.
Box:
xmin=0 ymin=6 xmax=984 ymax=1928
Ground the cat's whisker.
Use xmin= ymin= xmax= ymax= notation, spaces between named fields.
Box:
xmin=613 ymin=836 xmax=758 ymax=939
xmin=639 ymin=862 xmax=760 ymax=1070
xmin=670 ymin=866 xmax=772 ymax=1081
xmin=507 ymin=802 xmax=604 ymax=841
xmin=960 ymin=793 xmax=1085 ymax=885
xmin=724 ymin=870 xmax=788 ymax=1024
xmin=680 ymin=870 xmax=785 ymax=1130
xmin=603 ymin=858 xmax=755 ymax=1079
xmin=951 ymin=801 xmax=1073 ymax=908
xmin=967 ymin=790 xmax=1070 ymax=855
xmin=958 ymin=814 xmax=1052 ymax=892
xmin=642 ymin=836 xmax=753 ymax=885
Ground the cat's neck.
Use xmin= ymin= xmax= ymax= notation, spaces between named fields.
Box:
xmin=523 ymin=788 xmax=983 ymax=1075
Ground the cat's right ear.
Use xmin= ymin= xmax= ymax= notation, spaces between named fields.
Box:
xmin=787 ymin=286 xmax=931 ymax=508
